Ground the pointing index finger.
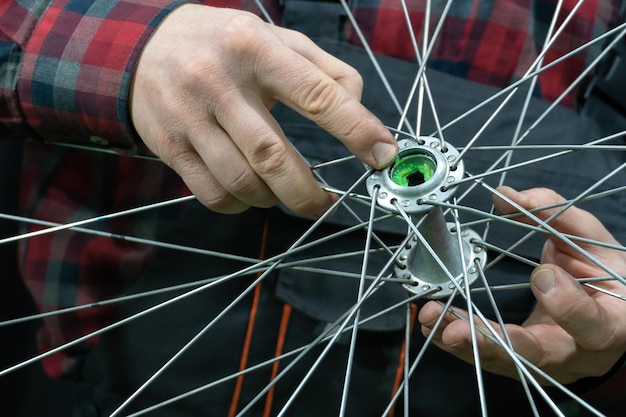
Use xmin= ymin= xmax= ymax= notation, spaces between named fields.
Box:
xmin=257 ymin=34 xmax=398 ymax=169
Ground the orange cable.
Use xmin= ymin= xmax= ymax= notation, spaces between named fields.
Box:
xmin=263 ymin=304 xmax=292 ymax=417
xmin=388 ymin=303 xmax=417 ymax=417
xmin=227 ymin=217 xmax=270 ymax=417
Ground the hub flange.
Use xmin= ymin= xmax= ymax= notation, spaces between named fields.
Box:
xmin=366 ymin=137 xmax=486 ymax=299
xmin=366 ymin=138 xmax=464 ymax=214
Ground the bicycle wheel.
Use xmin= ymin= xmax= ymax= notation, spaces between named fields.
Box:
xmin=3 ymin=0 xmax=626 ymax=416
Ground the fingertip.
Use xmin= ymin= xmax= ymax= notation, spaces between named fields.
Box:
xmin=494 ymin=185 xmax=516 ymax=197
xmin=440 ymin=319 xmax=473 ymax=348
xmin=312 ymin=191 xmax=338 ymax=219
xmin=287 ymin=184 xmax=338 ymax=219
xmin=417 ymin=301 xmax=444 ymax=327
xmin=493 ymin=186 xmax=529 ymax=210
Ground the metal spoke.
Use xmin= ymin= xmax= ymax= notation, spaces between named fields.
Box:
xmin=338 ymin=186 xmax=379 ymax=417
xmin=3 ymin=2 xmax=626 ymax=416
xmin=0 ymin=195 xmax=195 ymax=246
xmin=109 ymin=167 xmax=377 ymax=416
xmin=450 ymin=199 xmax=487 ymax=416
xmin=475 ymin=262 xmax=540 ymax=416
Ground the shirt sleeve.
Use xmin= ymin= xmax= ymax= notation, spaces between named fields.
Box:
xmin=0 ymin=0 xmax=187 ymax=154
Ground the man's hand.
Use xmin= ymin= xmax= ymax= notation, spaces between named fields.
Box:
xmin=129 ymin=5 xmax=397 ymax=218
xmin=419 ymin=186 xmax=626 ymax=384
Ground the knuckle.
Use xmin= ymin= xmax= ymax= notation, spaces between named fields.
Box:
xmin=298 ymin=77 xmax=339 ymax=116
xmin=188 ymin=169 xmax=250 ymax=214
xmin=345 ymin=65 xmax=362 ymax=84
xmin=283 ymin=28 xmax=310 ymax=46
xmin=341 ymin=65 xmax=363 ymax=92
xmin=557 ymin=305 xmax=579 ymax=326
xmin=226 ymin=168 xmax=259 ymax=195
xmin=149 ymin=132 xmax=253 ymax=214
xmin=341 ymin=115 xmax=371 ymax=144
xmin=246 ymin=134 xmax=324 ymax=215
xmin=155 ymin=139 xmax=238 ymax=212
xmin=247 ymin=134 xmax=291 ymax=177
xmin=155 ymin=134 xmax=194 ymax=169
xmin=223 ymin=13 xmax=265 ymax=56
xmin=179 ymin=60 xmax=215 ymax=88
xmin=582 ymin=322 xmax=620 ymax=352
xmin=200 ymin=188 xmax=248 ymax=214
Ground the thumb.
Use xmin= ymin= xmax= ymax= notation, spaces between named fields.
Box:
xmin=530 ymin=265 xmax=609 ymax=350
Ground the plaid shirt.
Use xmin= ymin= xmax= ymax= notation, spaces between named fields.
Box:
xmin=2 ymin=0 xmax=625 ymax=413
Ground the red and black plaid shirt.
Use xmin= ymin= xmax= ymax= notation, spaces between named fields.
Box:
xmin=1 ymin=0 xmax=624 ymax=412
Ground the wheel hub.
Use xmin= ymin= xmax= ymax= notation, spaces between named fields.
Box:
xmin=366 ymin=137 xmax=487 ymax=299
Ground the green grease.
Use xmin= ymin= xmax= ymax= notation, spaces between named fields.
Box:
xmin=391 ymin=155 xmax=435 ymax=187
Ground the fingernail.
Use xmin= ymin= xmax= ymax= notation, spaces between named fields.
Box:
xmin=532 ymin=268 xmax=556 ymax=294
xmin=372 ymin=142 xmax=397 ymax=168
